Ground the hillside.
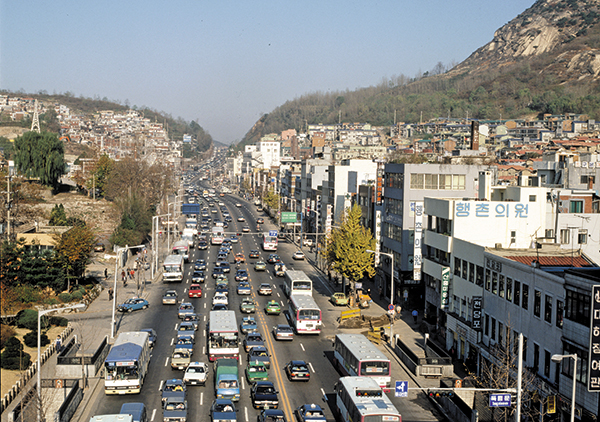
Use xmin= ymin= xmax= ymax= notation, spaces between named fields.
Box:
xmin=0 ymin=93 xmax=214 ymax=153
xmin=239 ymin=0 xmax=600 ymax=148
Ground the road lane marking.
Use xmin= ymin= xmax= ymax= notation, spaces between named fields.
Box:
xmin=244 ymin=407 xmax=249 ymax=422
xmin=308 ymin=362 xmax=315 ymax=373
xmin=300 ymin=343 xmax=305 ymax=352
xmin=200 ymin=391 xmax=203 ymax=405
xmin=174 ymin=323 xmax=178 ymax=330
xmin=241 ymin=375 xmax=245 ymax=390
xmin=165 ymin=357 xmax=169 ymax=366
xmin=158 ymin=380 xmax=163 ymax=391
xmin=170 ymin=338 xmax=174 ymax=346
xmin=151 ymin=409 xmax=156 ymax=422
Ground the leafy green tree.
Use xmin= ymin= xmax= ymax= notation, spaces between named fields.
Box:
xmin=85 ymin=154 xmax=114 ymax=197
xmin=326 ymin=204 xmax=376 ymax=284
xmin=263 ymin=188 xmax=280 ymax=211
xmin=0 ymin=336 xmax=31 ymax=370
xmin=49 ymin=204 xmax=68 ymax=226
xmin=13 ymin=131 xmax=66 ymax=190
xmin=54 ymin=224 xmax=96 ymax=287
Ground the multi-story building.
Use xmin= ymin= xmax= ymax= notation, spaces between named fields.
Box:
xmin=380 ymin=163 xmax=491 ymax=305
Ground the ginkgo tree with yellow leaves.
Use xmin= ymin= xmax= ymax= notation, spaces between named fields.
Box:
xmin=325 ymin=204 xmax=376 ymax=289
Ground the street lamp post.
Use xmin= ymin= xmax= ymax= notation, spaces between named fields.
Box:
xmin=111 ymin=244 xmax=145 ymax=339
xmin=367 ymin=249 xmax=395 ymax=344
xmin=152 ymin=213 xmax=170 ymax=278
xmin=551 ymin=353 xmax=578 ymax=422
xmin=37 ymin=303 xmax=85 ymax=422
xmin=167 ymin=198 xmax=181 ymax=254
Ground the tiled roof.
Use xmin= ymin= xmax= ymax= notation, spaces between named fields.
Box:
xmin=506 ymin=255 xmax=594 ymax=268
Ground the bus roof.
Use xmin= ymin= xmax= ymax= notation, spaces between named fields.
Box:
xmin=89 ymin=415 xmax=133 ymax=422
xmin=335 ymin=334 xmax=390 ymax=362
xmin=208 ymin=310 xmax=238 ymax=333
xmin=285 ymin=270 xmax=310 ymax=281
xmin=164 ymin=255 xmax=184 ymax=265
xmin=173 ymin=240 xmax=188 ymax=248
xmin=105 ymin=331 xmax=149 ymax=363
xmin=337 ymin=377 xmax=400 ymax=416
xmin=290 ymin=294 xmax=320 ymax=309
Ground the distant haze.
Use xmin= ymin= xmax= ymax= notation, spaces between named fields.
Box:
xmin=1 ymin=0 xmax=535 ymax=144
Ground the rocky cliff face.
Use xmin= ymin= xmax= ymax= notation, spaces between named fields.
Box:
xmin=449 ymin=0 xmax=600 ymax=81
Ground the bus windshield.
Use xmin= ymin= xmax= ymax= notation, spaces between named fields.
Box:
xmin=209 ymin=332 xmax=238 ymax=348
xmin=105 ymin=363 xmax=139 ymax=380
xmin=164 ymin=264 xmax=180 ymax=272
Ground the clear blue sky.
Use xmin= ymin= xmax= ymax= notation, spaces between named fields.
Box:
xmin=1 ymin=0 xmax=535 ymax=144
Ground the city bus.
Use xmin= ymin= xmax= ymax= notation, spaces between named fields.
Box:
xmin=172 ymin=240 xmax=189 ymax=262
xmin=211 ymin=227 xmax=224 ymax=245
xmin=104 ymin=331 xmax=151 ymax=395
xmin=283 ymin=270 xmax=312 ymax=297
xmin=207 ymin=310 xmax=239 ymax=361
xmin=288 ymin=294 xmax=322 ymax=334
xmin=163 ymin=254 xmax=184 ymax=283
xmin=333 ymin=334 xmax=391 ymax=390
xmin=334 ymin=377 xmax=401 ymax=422
xmin=262 ymin=233 xmax=278 ymax=251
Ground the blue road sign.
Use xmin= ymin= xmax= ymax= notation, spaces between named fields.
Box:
xmin=268 ymin=230 xmax=278 ymax=237
xmin=395 ymin=381 xmax=408 ymax=397
xmin=489 ymin=393 xmax=511 ymax=407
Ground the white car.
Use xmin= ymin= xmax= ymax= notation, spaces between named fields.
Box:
xmin=212 ymin=293 xmax=228 ymax=306
xmin=237 ymin=216 xmax=245 ymax=222
xmin=183 ymin=361 xmax=208 ymax=386
xmin=236 ymin=203 xmax=242 ymax=207
xmin=302 ymin=238 xmax=313 ymax=247
xmin=292 ymin=250 xmax=305 ymax=260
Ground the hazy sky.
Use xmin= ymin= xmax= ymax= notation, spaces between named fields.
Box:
xmin=1 ymin=0 xmax=535 ymax=144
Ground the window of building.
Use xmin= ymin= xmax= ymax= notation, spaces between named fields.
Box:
xmin=512 ymin=330 xmax=519 ymax=356
xmin=453 ymin=174 xmax=466 ymax=190
xmin=410 ymin=173 xmax=424 ymax=189
xmin=565 ymin=289 xmax=591 ymax=325
xmin=492 ymin=272 xmax=498 ymax=295
xmin=545 ymin=229 xmax=554 ymax=238
xmin=556 ymin=300 xmax=564 ymax=328
xmin=514 ymin=281 xmax=521 ymax=306
xmin=560 ymin=229 xmax=570 ymax=244
xmin=385 ymin=198 xmax=403 ymax=215
xmin=425 ymin=174 xmax=438 ymax=190
xmin=383 ymin=222 xmax=402 ymax=242
xmin=578 ymin=229 xmax=588 ymax=244
xmin=569 ymin=200 xmax=583 ymax=213
xmin=439 ymin=174 xmax=452 ymax=190
xmin=534 ymin=290 xmax=542 ymax=318
xmin=461 ymin=298 xmax=467 ymax=319
xmin=386 ymin=173 xmax=404 ymax=189
xmin=462 ymin=259 xmax=468 ymax=280
xmin=484 ymin=313 xmax=489 ymax=337
xmin=560 ymin=343 xmax=588 ymax=384
xmin=469 ymin=263 xmax=475 ymax=283
xmin=499 ymin=275 xmax=505 ymax=298
xmin=544 ymin=350 xmax=551 ymax=378
xmin=454 ymin=257 xmax=461 ymax=276
xmin=498 ymin=322 xmax=504 ymax=345
xmin=485 ymin=269 xmax=491 ymax=291
xmin=522 ymin=284 xmax=529 ymax=310
xmin=523 ymin=336 xmax=527 ymax=362
xmin=544 ymin=295 xmax=552 ymax=324
xmin=529 ymin=195 xmax=537 ymax=202
xmin=506 ymin=278 xmax=513 ymax=301
xmin=491 ymin=317 xmax=496 ymax=341
xmin=533 ymin=343 xmax=540 ymax=374
xmin=581 ymin=175 xmax=596 ymax=185
xmin=476 ymin=266 xmax=484 ymax=287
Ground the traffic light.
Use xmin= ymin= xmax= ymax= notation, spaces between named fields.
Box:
xmin=427 ymin=389 xmax=454 ymax=398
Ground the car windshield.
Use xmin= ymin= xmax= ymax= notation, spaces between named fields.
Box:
xmin=279 ymin=326 xmax=292 ymax=332
xmin=165 ymin=403 xmax=185 ymax=411
xmin=187 ymin=366 xmax=204 ymax=373
xmin=292 ymin=364 xmax=307 ymax=371
xmin=264 ymin=416 xmax=285 ymax=422
xmin=215 ymin=403 xmax=234 ymax=412
xmin=257 ymin=385 xmax=275 ymax=394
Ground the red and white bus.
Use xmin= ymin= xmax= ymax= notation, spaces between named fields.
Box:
xmin=207 ymin=310 xmax=239 ymax=361
xmin=333 ymin=334 xmax=391 ymax=390
xmin=288 ymin=294 xmax=321 ymax=334
xmin=262 ymin=233 xmax=278 ymax=251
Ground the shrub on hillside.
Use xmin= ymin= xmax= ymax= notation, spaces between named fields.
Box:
xmin=1 ymin=324 xmax=17 ymax=349
xmin=58 ymin=293 xmax=72 ymax=303
xmin=49 ymin=316 xmax=68 ymax=327
xmin=23 ymin=331 xmax=50 ymax=348
xmin=13 ymin=285 xmax=42 ymax=303
xmin=71 ymin=291 xmax=83 ymax=301
xmin=16 ymin=309 xmax=39 ymax=330
xmin=0 ymin=337 xmax=32 ymax=370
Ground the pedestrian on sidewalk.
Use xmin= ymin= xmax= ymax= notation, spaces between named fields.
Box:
xmin=104 ymin=268 xmax=108 ymax=279
xmin=395 ymin=304 xmax=402 ymax=320
xmin=121 ymin=270 xmax=126 ymax=282
xmin=55 ymin=335 xmax=62 ymax=353
xmin=108 ymin=287 xmax=114 ymax=301
xmin=412 ymin=309 xmax=418 ymax=323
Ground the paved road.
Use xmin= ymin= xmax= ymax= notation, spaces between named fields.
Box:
xmin=79 ymin=190 xmax=445 ymax=422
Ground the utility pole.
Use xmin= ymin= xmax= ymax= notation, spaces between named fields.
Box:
xmin=5 ymin=173 xmax=12 ymax=238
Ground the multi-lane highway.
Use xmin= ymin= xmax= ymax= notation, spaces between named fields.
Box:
xmin=83 ymin=187 xmax=444 ymax=422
